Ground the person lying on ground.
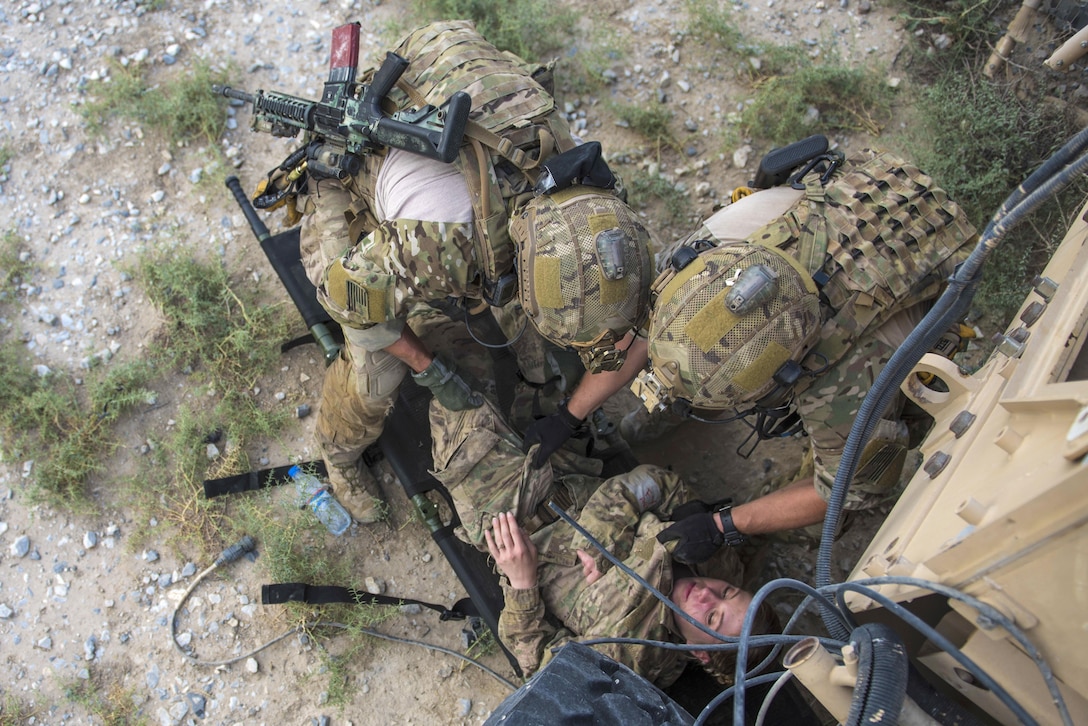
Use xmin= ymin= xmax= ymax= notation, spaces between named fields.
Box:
xmin=428 ymin=396 xmax=780 ymax=687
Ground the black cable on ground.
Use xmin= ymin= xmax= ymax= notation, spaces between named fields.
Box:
xmin=170 ymin=536 xmax=517 ymax=691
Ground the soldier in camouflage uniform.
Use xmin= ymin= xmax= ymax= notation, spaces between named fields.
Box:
xmin=428 ymin=397 xmax=779 ymax=686
xmin=298 ymin=21 xmax=657 ymax=523
xmin=627 ymin=149 xmax=978 ymax=557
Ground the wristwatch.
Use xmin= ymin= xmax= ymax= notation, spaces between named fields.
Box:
xmin=715 ymin=503 xmax=749 ymax=547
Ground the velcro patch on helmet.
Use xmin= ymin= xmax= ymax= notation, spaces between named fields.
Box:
xmin=684 ymin=286 xmax=741 ymax=353
xmin=533 ymin=255 xmax=565 ymax=308
xmin=731 ymin=341 xmax=792 ymax=394
xmin=598 ymin=269 xmax=627 ymax=306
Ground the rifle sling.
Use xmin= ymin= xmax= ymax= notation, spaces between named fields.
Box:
xmin=202 ymin=461 xmax=328 ymax=499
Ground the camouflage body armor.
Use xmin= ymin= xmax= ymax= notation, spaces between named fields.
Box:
xmin=364 ymin=20 xmax=577 ymax=306
xmin=640 ymin=148 xmax=978 ymax=411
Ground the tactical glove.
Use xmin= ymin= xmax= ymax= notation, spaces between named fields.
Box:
xmin=412 ymin=355 xmax=484 ymax=411
xmin=522 ymin=402 xmax=583 ymax=469
xmin=668 ymin=500 xmax=712 ymax=522
xmin=656 ymin=513 xmax=724 ymax=565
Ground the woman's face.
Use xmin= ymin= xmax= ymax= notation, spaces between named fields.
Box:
xmin=671 ymin=576 xmax=753 ymax=645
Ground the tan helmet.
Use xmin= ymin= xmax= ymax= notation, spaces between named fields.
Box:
xmin=510 ymin=185 xmax=653 ymax=373
xmin=637 ymin=240 xmax=823 ymax=410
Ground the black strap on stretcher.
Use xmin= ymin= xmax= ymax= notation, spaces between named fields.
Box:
xmin=261 ymin=582 xmax=476 ymax=622
xmin=202 ymin=460 xmax=327 ymax=499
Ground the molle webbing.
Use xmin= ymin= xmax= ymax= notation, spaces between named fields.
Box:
xmin=747 ymin=149 xmax=977 ymax=368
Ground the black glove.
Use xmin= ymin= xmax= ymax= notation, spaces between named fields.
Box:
xmin=412 ymin=355 xmax=483 ymax=411
xmin=522 ymin=402 xmax=583 ymax=469
xmin=656 ymin=513 xmax=724 ymax=565
xmin=668 ymin=500 xmax=711 ymax=522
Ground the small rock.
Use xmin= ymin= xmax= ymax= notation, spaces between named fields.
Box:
xmin=732 ymin=145 xmax=751 ymax=169
xmin=364 ymin=577 xmax=385 ymax=594
xmin=245 ymin=657 xmax=259 ymax=673
xmin=458 ymin=699 xmax=472 ymax=718
xmin=84 ymin=531 xmax=98 ymax=548
xmin=11 ymin=535 xmax=30 ymax=558
xmin=84 ymin=635 xmax=97 ymax=660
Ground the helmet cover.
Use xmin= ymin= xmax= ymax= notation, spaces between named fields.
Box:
xmin=646 ymin=241 xmax=822 ymax=409
xmin=511 ymin=185 xmax=653 ymax=372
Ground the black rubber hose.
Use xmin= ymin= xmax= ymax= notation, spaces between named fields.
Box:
xmin=845 ymin=623 xmax=909 ymax=726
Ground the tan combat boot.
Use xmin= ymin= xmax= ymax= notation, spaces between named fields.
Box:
xmin=326 ymin=460 xmax=385 ymax=525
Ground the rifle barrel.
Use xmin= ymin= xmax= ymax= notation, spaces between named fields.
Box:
xmin=211 ymin=84 xmax=255 ymax=104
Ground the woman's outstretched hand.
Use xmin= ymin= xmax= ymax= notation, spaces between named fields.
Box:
xmin=485 ymin=511 xmax=539 ymax=589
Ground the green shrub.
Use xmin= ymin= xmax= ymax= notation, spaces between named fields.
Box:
xmin=741 ymin=64 xmax=894 ymax=145
xmin=611 ymin=103 xmax=676 ymax=147
xmin=906 ymin=73 xmax=1083 ymax=325
xmin=0 ymin=348 xmax=155 ymax=508
xmin=135 ymin=248 xmax=289 ymax=389
xmin=0 ymin=229 xmax=33 ymax=299
xmin=82 ymin=60 xmax=230 ymax=142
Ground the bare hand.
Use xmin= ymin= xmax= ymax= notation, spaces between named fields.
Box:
xmin=485 ymin=511 xmax=539 ymax=589
xmin=576 ymin=549 xmax=602 ymax=585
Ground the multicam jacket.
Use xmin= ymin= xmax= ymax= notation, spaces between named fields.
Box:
xmin=657 ymin=149 xmax=978 ymax=508
xmin=305 ymin=19 xmax=575 ymax=346
xmin=305 ymin=150 xmax=482 ymax=348
xmin=428 ymin=398 xmax=745 ymax=686
xmin=500 ymin=471 xmax=688 ymax=686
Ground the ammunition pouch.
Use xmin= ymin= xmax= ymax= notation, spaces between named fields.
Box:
xmin=319 ymin=258 xmax=398 ymax=327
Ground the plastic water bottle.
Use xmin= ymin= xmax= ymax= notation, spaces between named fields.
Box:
xmin=289 ymin=465 xmax=352 ymax=536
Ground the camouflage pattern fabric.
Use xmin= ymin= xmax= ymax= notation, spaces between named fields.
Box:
xmin=373 ymin=19 xmax=576 ymax=287
xmin=798 ymin=313 xmax=913 ymax=510
xmin=428 ymin=398 xmax=745 ymax=685
xmin=318 ymin=217 xmax=480 ymax=329
xmin=316 ymin=304 xmax=497 ymax=468
xmin=511 ymin=185 xmax=655 ymax=372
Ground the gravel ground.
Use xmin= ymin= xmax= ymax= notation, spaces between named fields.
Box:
xmin=0 ymin=0 xmax=998 ymax=723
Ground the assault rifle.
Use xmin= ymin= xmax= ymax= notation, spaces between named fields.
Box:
xmin=212 ymin=22 xmax=470 ymax=182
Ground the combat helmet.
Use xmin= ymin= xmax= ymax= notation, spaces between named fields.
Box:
xmin=636 ymin=238 xmax=823 ymax=411
xmin=510 ymin=185 xmax=654 ymax=373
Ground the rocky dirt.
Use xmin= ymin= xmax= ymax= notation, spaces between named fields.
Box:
xmin=0 ymin=0 xmax=1055 ymax=724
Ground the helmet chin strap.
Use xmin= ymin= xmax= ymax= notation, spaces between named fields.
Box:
xmin=673 ymin=354 xmax=829 ymax=457
xmin=675 ymin=393 xmax=804 ymax=459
